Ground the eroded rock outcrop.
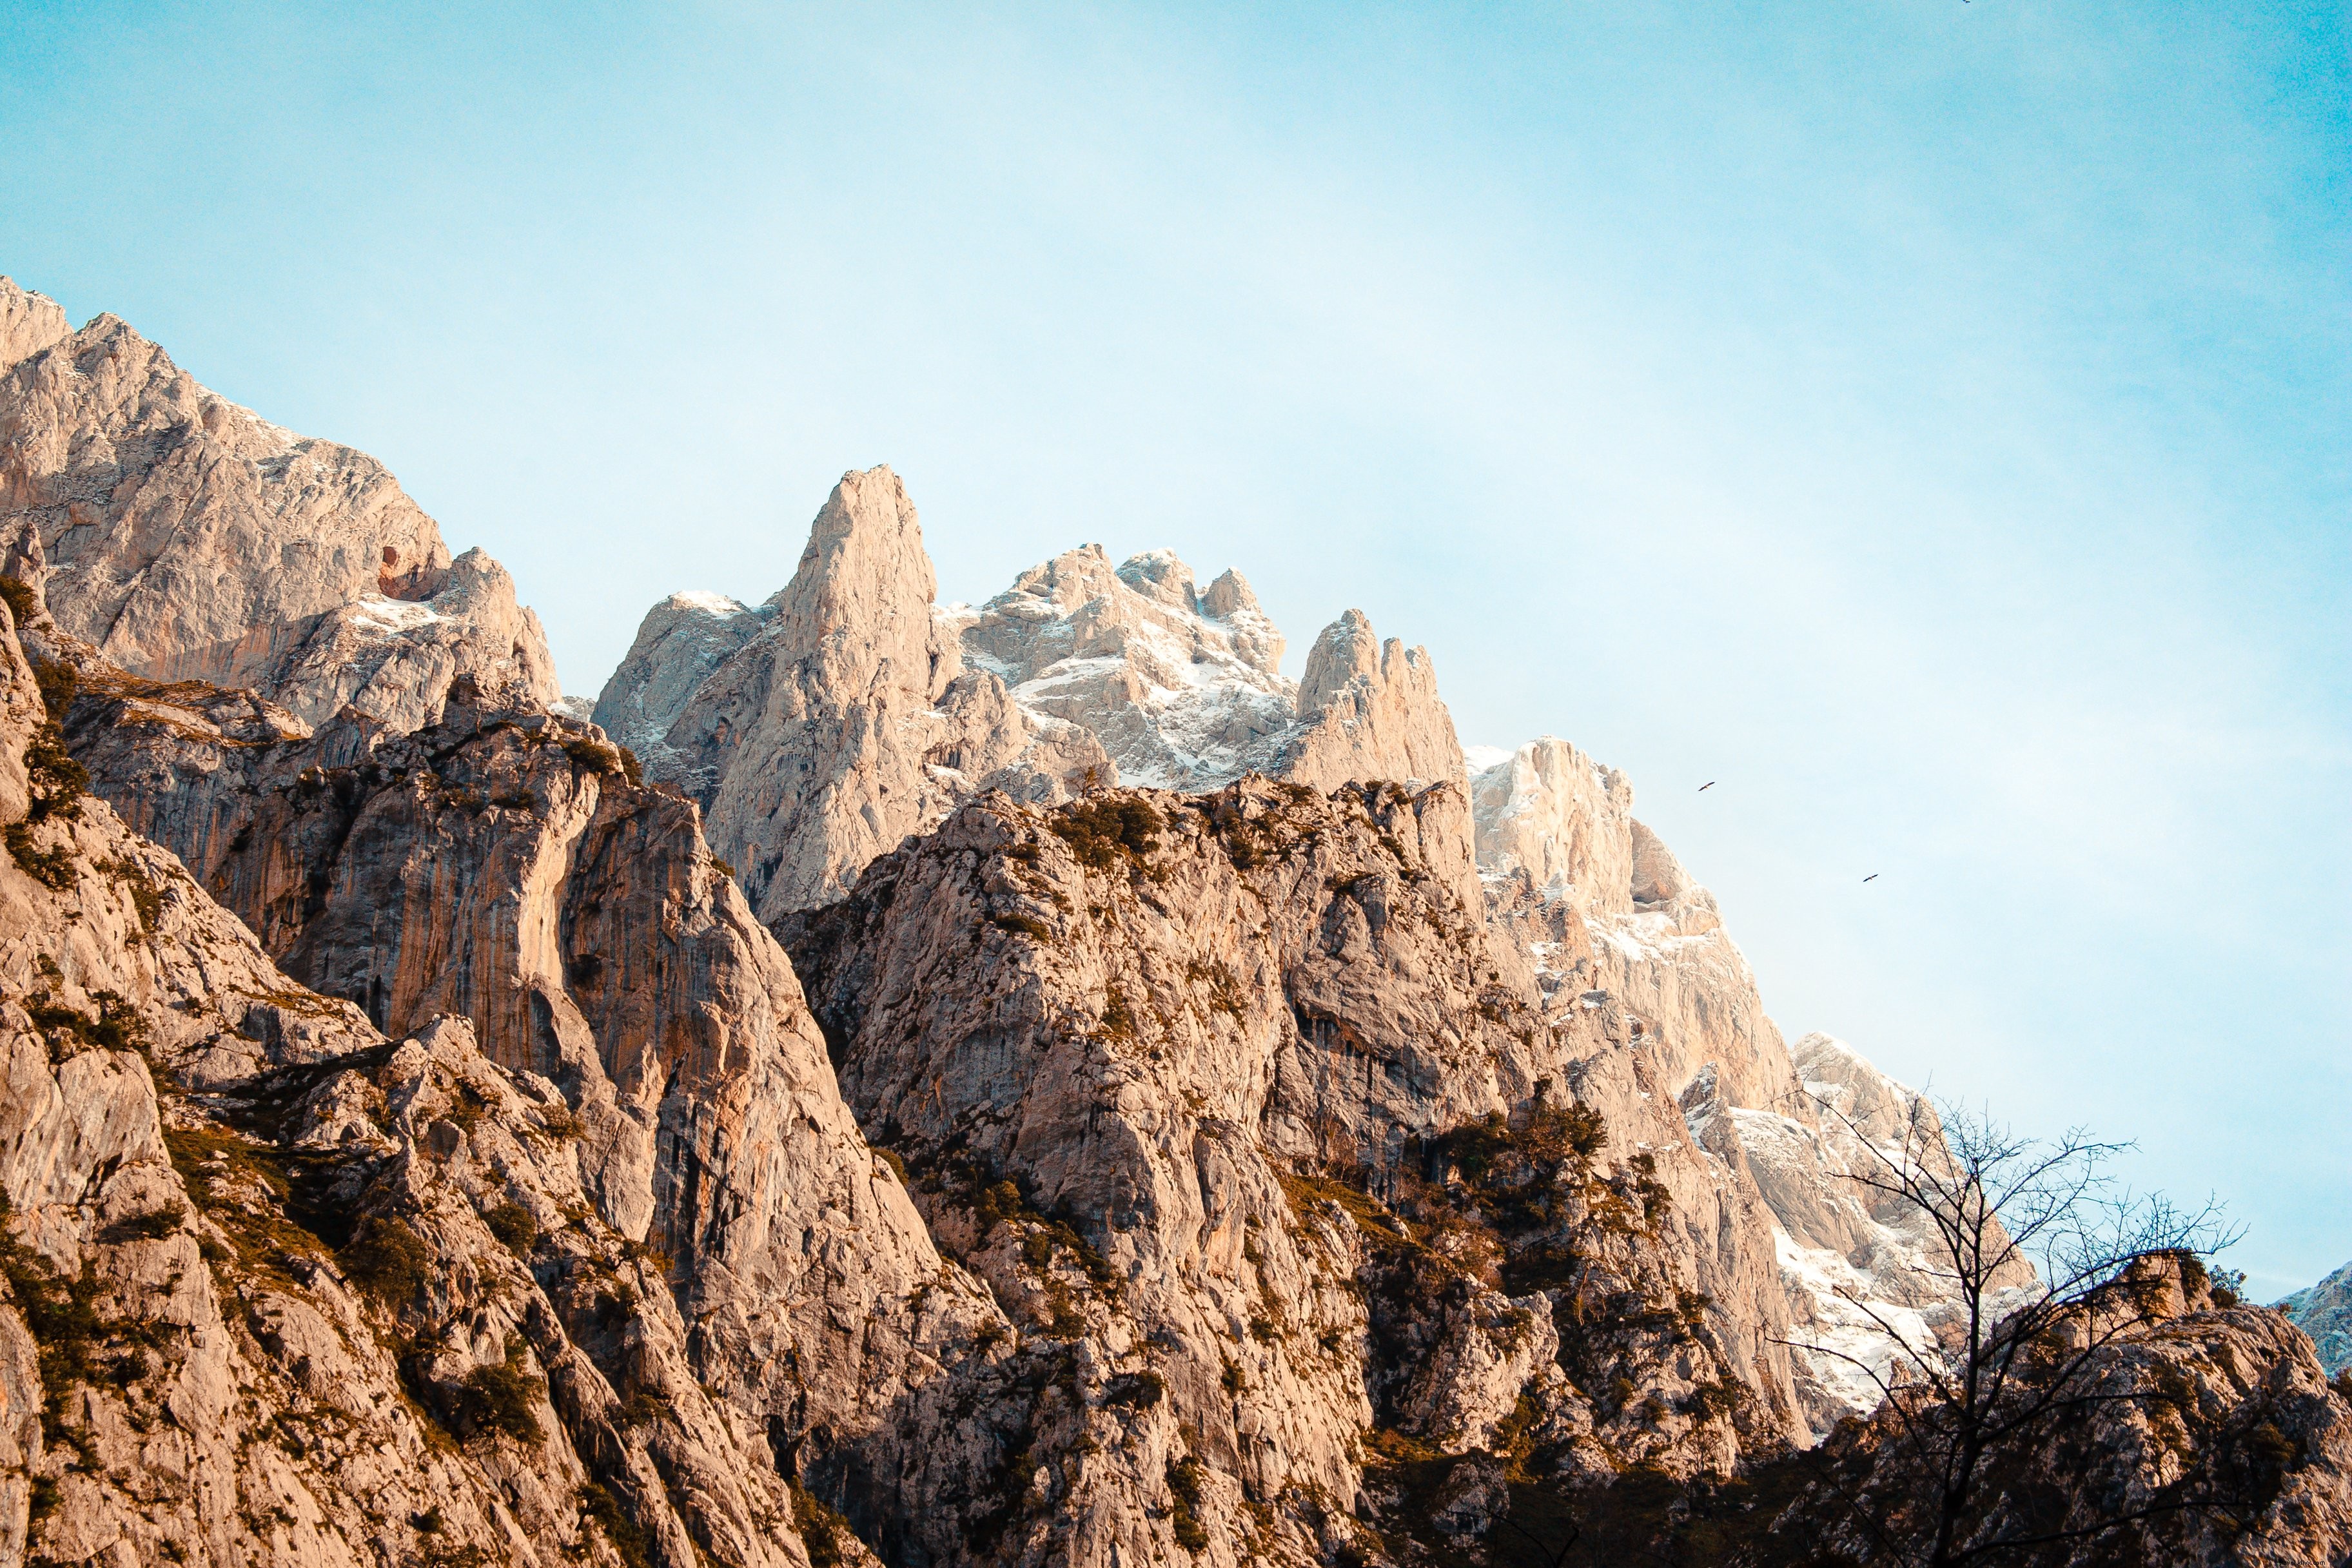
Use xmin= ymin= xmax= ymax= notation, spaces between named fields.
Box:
xmin=1276 ymin=609 xmax=1463 ymax=801
xmin=600 ymin=469 xmax=1476 ymax=921
xmin=616 ymin=468 xmax=1108 ymax=919
xmin=0 ymin=278 xmax=560 ymax=730
xmin=1465 ymin=736 xmax=2012 ymax=1436
xmin=1738 ymin=1263 xmax=2352 ymax=1566
xmin=592 ymin=589 xmax=768 ymax=761
xmin=0 ymin=277 xmax=69 ymax=373
xmin=951 ymin=544 xmax=1294 ymax=790
xmin=9 ymin=281 xmax=2334 ymax=1565
xmin=0 ymin=580 xmax=859 ymax=1565
xmin=55 ymin=651 xmax=1001 ymax=1500
xmin=783 ymin=779 xmax=1816 ymax=1563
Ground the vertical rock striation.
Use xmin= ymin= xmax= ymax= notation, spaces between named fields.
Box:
xmin=6 ymin=280 xmax=2339 ymax=1564
xmin=0 ymin=580 xmax=848 ymax=1565
xmin=618 ymin=468 xmax=1108 ymax=919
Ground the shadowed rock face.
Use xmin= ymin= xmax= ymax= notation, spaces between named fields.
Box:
xmin=0 ymin=277 xmax=560 ymax=730
xmin=1736 ymin=1262 xmax=2352 ymax=1567
xmin=0 ymin=587 xmax=843 ymax=1567
xmin=592 ymin=588 xmax=768 ymax=760
xmin=779 ymin=778 xmax=1827 ymax=1562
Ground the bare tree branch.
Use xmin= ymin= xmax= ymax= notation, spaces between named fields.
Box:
xmin=1774 ymin=1090 xmax=2243 ymax=1566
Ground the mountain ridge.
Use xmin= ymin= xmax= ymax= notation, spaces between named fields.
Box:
xmin=0 ymin=274 xmax=2342 ymax=1567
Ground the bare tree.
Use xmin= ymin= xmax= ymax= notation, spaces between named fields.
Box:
xmin=1780 ymin=1093 xmax=2242 ymax=1567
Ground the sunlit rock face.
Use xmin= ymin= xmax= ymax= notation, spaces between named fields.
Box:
xmin=597 ymin=466 xmax=1110 ymax=920
xmin=952 ymin=543 xmax=1293 ymax=792
xmin=598 ymin=469 xmax=1467 ymax=920
xmin=596 ymin=464 xmax=1999 ymax=1455
xmin=0 ymin=277 xmax=560 ymax=731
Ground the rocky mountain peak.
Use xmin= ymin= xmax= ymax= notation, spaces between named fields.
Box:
xmin=2282 ymin=1261 xmax=2352 ymax=1375
xmin=1298 ymin=606 xmax=1380 ymax=713
xmin=770 ymin=464 xmax=958 ymax=696
xmin=0 ymin=297 xmax=557 ymax=729
xmin=5 ymin=284 xmax=2346 ymax=1568
xmin=1471 ymin=736 xmax=1636 ymax=915
xmin=0 ymin=276 xmax=69 ymax=372
xmin=591 ymin=588 xmax=766 ymax=760
xmin=1278 ymin=611 xmax=1464 ymax=796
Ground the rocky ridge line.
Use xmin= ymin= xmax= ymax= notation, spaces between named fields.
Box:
xmin=4 ymin=279 xmax=2345 ymax=1566
xmin=0 ymin=276 xmax=562 ymax=734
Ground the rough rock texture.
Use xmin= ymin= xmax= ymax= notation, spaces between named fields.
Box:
xmin=1738 ymin=1264 xmax=2352 ymax=1567
xmin=2280 ymin=1262 xmax=2352 ymax=1377
xmin=783 ymin=778 xmax=1819 ymax=1563
xmin=592 ymin=589 xmax=767 ymax=761
xmin=1276 ymin=609 xmax=1463 ymax=801
xmin=1466 ymin=736 xmax=2019 ymax=1438
xmin=951 ymin=544 xmax=1294 ymax=791
xmin=0 ymin=582 xmax=856 ymax=1565
xmin=625 ymin=468 xmax=1107 ymax=919
xmin=0 ymin=277 xmax=70 ymax=373
xmin=599 ymin=473 xmax=1470 ymax=921
xmin=1693 ymin=1033 xmax=2039 ymax=1433
xmin=1469 ymin=736 xmax=1634 ymax=916
xmin=54 ymin=646 xmax=1004 ymax=1491
xmin=10 ymin=288 xmax=2342 ymax=1563
xmin=0 ymin=280 xmax=560 ymax=729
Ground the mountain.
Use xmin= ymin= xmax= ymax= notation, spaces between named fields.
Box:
xmin=0 ymin=276 xmax=560 ymax=732
xmin=2282 ymin=1263 xmax=2352 ymax=1376
xmin=2 ymin=278 xmax=2346 ymax=1567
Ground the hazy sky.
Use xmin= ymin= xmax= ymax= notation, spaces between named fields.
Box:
xmin=4 ymin=2 xmax=2346 ymax=1293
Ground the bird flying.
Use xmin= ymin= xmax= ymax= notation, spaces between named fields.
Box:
xmin=1863 ymin=874 xmax=1879 ymax=883
xmin=1698 ymin=781 xmax=1716 ymax=792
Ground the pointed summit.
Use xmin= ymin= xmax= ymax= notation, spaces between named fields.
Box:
xmin=647 ymin=466 xmax=1106 ymax=917
xmin=1281 ymin=609 xmax=1465 ymax=795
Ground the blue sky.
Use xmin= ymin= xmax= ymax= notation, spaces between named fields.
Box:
xmin=3 ymin=1 xmax=2346 ymax=1293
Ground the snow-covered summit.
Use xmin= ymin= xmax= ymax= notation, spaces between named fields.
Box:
xmin=950 ymin=544 xmax=1297 ymax=790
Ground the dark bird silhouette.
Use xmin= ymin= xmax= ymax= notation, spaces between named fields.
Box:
xmin=1698 ymin=781 xmax=1716 ymax=792
xmin=1863 ymin=874 xmax=1879 ymax=883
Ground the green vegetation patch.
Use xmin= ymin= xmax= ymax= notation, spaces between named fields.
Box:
xmin=1049 ymin=796 xmax=1163 ymax=871
xmin=453 ymin=1335 xmax=544 ymax=1445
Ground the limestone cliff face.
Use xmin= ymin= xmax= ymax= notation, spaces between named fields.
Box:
xmin=0 ymin=277 xmax=70 ymax=373
xmin=1467 ymin=738 xmax=2015 ymax=1435
xmin=1277 ymin=609 xmax=1463 ymax=800
xmin=8 ymin=285 xmax=2338 ymax=1565
xmin=600 ymin=471 xmax=1472 ymax=920
xmin=1743 ymin=1265 xmax=2352 ymax=1567
xmin=56 ymin=651 xmax=999 ymax=1499
xmin=1470 ymin=736 xmax=1634 ymax=917
xmin=1692 ymin=1034 xmax=2040 ymax=1433
xmin=2280 ymin=1262 xmax=2352 ymax=1377
xmin=616 ymin=468 xmax=1106 ymax=919
xmin=0 ymin=585 xmax=853 ymax=1567
xmin=0 ymin=279 xmax=560 ymax=730
xmin=951 ymin=544 xmax=1293 ymax=790
xmin=592 ymin=590 xmax=768 ymax=761
xmin=782 ymin=778 xmax=1818 ymax=1563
